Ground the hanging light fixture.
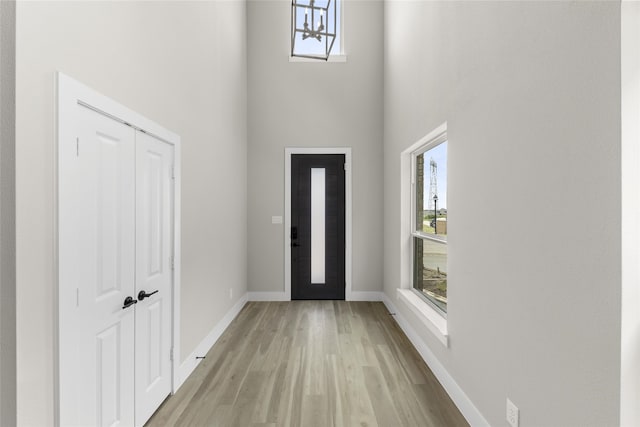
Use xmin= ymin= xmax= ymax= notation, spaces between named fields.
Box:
xmin=291 ymin=0 xmax=337 ymax=61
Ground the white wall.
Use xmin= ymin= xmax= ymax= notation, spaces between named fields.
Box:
xmin=0 ymin=1 xmax=16 ymax=425
xmin=247 ymin=0 xmax=383 ymax=296
xmin=15 ymin=2 xmax=247 ymax=424
xmin=384 ymin=2 xmax=621 ymax=426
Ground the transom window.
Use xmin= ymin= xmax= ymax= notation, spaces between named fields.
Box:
xmin=412 ymin=134 xmax=448 ymax=314
xmin=291 ymin=0 xmax=342 ymax=60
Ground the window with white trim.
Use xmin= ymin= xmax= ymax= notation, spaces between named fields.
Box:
xmin=412 ymin=133 xmax=448 ymax=314
xmin=290 ymin=0 xmax=343 ymax=59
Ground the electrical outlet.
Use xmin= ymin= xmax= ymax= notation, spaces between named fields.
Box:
xmin=229 ymin=288 xmax=233 ymax=300
xmin=506 ymin=398 xmax=519 ymax=427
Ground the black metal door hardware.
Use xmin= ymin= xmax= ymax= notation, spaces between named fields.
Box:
xmin=137 ymin=290 xmax=159 ymax=301
xmin=122 ymin=296 xmax=138 ymax=309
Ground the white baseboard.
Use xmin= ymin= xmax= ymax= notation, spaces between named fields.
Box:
xmin=176 ymin=293 xmax=248 ymax=389
xmin=381 ymin=292 xmax=490 ymax=427
xmin=347 ymin=291 xmax=384 ymax=301
xmin=247 ymin=291 xmax=288 ymax=301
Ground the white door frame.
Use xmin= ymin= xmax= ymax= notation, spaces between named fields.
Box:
xmin=56 ymin=72 xmax=182 ymax=422
xmin=284 ymin=147 xmax=352 ymax=300
xmin=621 ymin=2 xmax=640 ymax=425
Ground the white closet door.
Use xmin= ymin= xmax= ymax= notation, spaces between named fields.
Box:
xmin=60 ymin=104 xmax=136 ymax=426
xmin=134 ymin=131 xmax=174 ymax=426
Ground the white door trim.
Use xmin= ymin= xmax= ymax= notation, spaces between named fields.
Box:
xmin=621 ymin=2 xmax=640 ymax=425
xmin=284 ymin=147 xmax=352 ymax=300
xmin=56 ymin=72 xmax=182 ymax=424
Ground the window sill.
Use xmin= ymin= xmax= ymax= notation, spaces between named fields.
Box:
xmin=289 ymin=54 xmax=348 ymax=63
xmin=396 ymin=289 xmax=448 ymax=347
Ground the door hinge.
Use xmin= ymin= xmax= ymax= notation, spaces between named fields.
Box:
xmin=76 ymin=137 xmax=80 ymax=157
xmin=171 ymin=165 xmax=175 ymax=180
xmin=170 ymin=256 xmax=175 ymax=270
xmin=170 ymin=347 xmax=174 ymax=362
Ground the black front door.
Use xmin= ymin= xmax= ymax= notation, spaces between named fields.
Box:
xmin=291 ymin=154 xmax=345 ymax=300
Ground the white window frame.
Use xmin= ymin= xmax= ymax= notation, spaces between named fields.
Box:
xmin=399 ymin=123 xmax=448 ymax=347
xmin=410 ymin=133 xmax=448 ymax=316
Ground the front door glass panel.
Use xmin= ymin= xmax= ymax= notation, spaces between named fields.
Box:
xmin=311 ymin=168 xmax=326 ymax=284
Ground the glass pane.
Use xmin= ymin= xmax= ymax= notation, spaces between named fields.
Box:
xmin=291 ymin=0 xmax=339 ymax=57
xmin=415 ymin=141 xmax=447 ymax=238
xmin=413 ymin=237 xmax=447 ymax=312
xmin=311 ymin=168 xmax=326 ymax=284
xmin=292 ymin=31 xmax=335 ymax=58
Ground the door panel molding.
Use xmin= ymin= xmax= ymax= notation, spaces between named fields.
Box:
xmin=134 ymin=132 xmax=174 ymax=426
xmin=284 ymin=147 xmax=352 ymax=301
xmin=57 ymin=72 xmax=181 ymax=426
xmin=60 ymin=104 xmax=137 ymax=426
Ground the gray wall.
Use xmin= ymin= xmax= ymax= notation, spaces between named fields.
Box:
xmin=15 ymin=2 xmax=247 ymax=424
xmin=0 ymin=1 xmax=16 ymax=425
xmin=383 ymin=2 xmax=621 ymax=426
xmin=247 ymin=0 xmax=383 ymax=295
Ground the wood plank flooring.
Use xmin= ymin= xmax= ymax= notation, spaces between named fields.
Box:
xmin=147 ymin=301 xmax=468 ymax=427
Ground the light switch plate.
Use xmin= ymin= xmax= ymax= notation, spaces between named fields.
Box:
xmin=271 ymin=216 xmax=283 ymax=224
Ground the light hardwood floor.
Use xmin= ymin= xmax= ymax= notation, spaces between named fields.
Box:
xmin=147 ymin=301 xmax=468 ymax=427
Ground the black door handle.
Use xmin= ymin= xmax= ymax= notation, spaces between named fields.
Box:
xmin=138 ymin=289 xmax=159 ymax=301
xmin=122 ymin=296 xmax=137 ymax=309
xmin=291 ymin=243 xmax=300 ymax=247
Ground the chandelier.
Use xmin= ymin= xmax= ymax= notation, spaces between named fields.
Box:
xmin=291 ymin=0 xmax=337 ymax=61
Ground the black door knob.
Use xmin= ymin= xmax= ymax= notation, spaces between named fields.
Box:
xmin=137 ymin=289 xmax=159 ymax=301
xmin=122 ymin=296 xmax=137 ymax=309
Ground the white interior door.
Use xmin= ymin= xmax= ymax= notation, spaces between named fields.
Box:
xmin=59 ymin=104 xmax=136 ymax=426
xmin=59 ymin=74 xmax=179 ymax=427
xmin=134 ymin=132 xmax=174 ymax=426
